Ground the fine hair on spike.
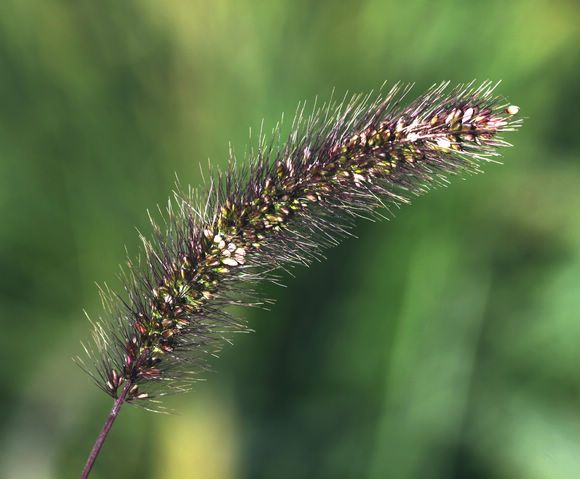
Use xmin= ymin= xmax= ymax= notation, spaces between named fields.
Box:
xmin=77 ymin=81 xmax=522 ymax=410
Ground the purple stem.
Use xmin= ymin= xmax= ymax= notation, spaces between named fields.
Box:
xmin=80 ymin=381 xmax=132 ymax=479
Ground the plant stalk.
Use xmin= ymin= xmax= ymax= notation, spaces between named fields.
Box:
xmin=80 ymin=381 xmax=132 ymax=479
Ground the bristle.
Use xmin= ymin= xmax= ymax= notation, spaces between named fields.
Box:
xmin=78 ymin=82 xmax=522 ymax=406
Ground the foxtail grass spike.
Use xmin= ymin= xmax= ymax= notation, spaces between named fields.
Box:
xmin=78 ymin=79 xmax=521 ymax=478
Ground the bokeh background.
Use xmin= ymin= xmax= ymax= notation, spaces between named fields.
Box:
xmin=1 ymin=1 xmax=579 ymax=478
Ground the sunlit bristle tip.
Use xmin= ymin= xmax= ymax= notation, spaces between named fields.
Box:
xmin=506 ymin=104 xmax=520 ymax=115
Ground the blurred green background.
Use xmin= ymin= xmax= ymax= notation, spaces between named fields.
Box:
xmin=1 ymin=0 xmax=579 ymax=478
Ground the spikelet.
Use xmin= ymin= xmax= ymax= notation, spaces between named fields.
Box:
xmin=77 ymin=81 xmax=522 ymax=408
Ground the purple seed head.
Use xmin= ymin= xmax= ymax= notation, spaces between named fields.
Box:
xmin=76 ymin=81 xmax=522 ymax=408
